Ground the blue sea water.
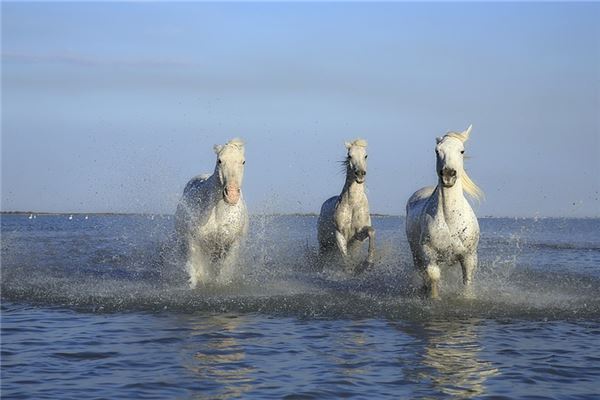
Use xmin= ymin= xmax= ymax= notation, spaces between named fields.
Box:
xmin=2 ymin=214 xmax=600 ymax=399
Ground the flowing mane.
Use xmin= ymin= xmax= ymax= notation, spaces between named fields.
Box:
xmin=459 ymin=169 xmax=484 ymax=202
xmin=443 ymin=127 xmax=484 ymax=201
xmin=347 ymin=138 xmax=367 ymax=147
xmin=225 ymin=138 xmax=245 ymax=149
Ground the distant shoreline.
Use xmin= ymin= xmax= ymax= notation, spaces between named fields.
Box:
xmin=0 ymin=211 xmax=388 ymax=218
xmin=1 ymin=211 xmax=151 ymax=216
xmin=1 ymin=211 xmax=599 ymax=219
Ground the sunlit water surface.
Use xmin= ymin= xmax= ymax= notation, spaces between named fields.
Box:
xmin=2 ymin=215 xmax=600 ymax=399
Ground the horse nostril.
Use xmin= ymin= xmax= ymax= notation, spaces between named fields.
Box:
xmin=442 ymin=168 xmax=456 ymax=177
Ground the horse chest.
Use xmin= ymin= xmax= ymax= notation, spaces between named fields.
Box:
xmin=335 ymin=202 xmax=370 ymax=238
xmin=196 ymin=203 xmax=246 ymax=243
xmin=424 ymin=215 xmax=468 ymax=258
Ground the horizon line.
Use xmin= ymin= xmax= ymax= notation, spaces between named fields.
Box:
xmin=1 ymin=210 xmax=599 ymax=220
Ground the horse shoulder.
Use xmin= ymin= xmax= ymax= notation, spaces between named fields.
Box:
xmin=455 ymin=200 xmax=480 ymax=249
xmin=351 ymin=197 xmax=371 ymax=229
xmin=333 ymin=197 xmax=352 ymax=228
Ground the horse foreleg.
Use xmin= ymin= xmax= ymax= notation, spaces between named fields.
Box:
xmin=335 ymin=230 xmax=353 ymax=271
xmin=424 ymin=263 xmax=441 ymax=299
xmin=217 ymin=242 xmax=240 ymax=285
xmin=460 ymin=252 xmax=477 ymax=298
xmin=366 ymin=227 xmax=375 ymax=264
xmin=335 ymin=230 xmax=348 ymax=257
xmin=186 ymin=241 xmax=212 ymax=288
xmin=352 ymin=226 xmax=375 ymax=263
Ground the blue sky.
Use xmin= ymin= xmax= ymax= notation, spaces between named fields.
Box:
xmin=2 ymin=2 xmax=599 ymax=217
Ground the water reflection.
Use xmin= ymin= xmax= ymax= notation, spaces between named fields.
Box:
xmin=330 ymin=321 xmax=371 ymax=378
xmin=401 ymin=319 xmax=499 ymax=398
xmin=181 ymin=314 xmax=255 ymax=399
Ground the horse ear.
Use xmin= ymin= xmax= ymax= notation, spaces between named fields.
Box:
xmin=213 ymin=144 xmax=223 ymax=154
xmin=344 ymin=141 xmax=352 ymax=149
xmin=462 ymin=124 xmax=473 ymax=141
xmin=436 ymin=137 xmax=443 ymax=144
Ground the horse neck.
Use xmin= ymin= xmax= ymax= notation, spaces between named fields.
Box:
xmin=340 ymin=169 xmax=366 ymax=205
xmin=205 ymin=171 xmax=223 ymax=203
xmin=433 ymin=180 xmax=468 ymax=225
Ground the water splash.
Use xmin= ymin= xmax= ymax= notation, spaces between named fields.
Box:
xmin=1 ymin=215 xmax=599 ymax=320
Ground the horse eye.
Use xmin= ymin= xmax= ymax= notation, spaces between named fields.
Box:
xmin=461 ymin=150 xmax=465 ymax=154
xmin=218 ymin=159 xmax=222 ymax=164
xmin=364 ymin=155 xmax=368 ymax=159
xmin=242 ymin=160 xmax=246 ymax=165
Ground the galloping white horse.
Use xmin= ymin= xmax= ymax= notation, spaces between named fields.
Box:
xmin=318 ymin=139 xmax=375 ymax=272
xmin=175 ymin=138 xmax=248 ymax=287
xmin=405 ymin=125 xmax=483 ymax=299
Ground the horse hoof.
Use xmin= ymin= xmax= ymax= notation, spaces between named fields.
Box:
xmin=354 ymin=261 xmax=374 ymax=275
xmin=463 ymin=287 xmax=476 ymax=300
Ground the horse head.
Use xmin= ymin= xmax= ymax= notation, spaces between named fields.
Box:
xmin=344 ymin=139 xmax=369 ymax=184
xmin=213 ymin=138 xmax=245 ymax=205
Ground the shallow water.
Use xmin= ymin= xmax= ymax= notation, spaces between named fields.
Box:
xmin=2 ymin=215 xmax=600 ymax=398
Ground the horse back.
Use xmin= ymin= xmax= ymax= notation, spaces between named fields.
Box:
xmin=406 ymin=186 xmax=435 ymax=212
xmin=182 ymin=174 xmax=211 ymax=197
xmin=317 ymin=196 xmax=339 ymax=248
xmin=319 ymin=196 xmax=339 ymax=216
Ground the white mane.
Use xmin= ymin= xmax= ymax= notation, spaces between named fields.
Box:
xmin=225 ymin=138 xmax=244 ymax=149
xmin=346 ymin=138 xmax=368 ymax=148
xmin=214 ymin=138 xmax=245 ymax=156
xmin=442 ymin=125 xmax=483 ymax=201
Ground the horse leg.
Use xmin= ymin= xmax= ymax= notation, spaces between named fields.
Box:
xmin=335 ymin=230 xmax=352 ymax=270
xmin=187 ymin=240 xmax=212 ymax=288
xmin=335 ymin=230 xmax=348 ymax=257
xmin=350 ymin=227 xmax=375 ymax=275
xmin=217 ymin=242 xmax=240 ymax=285
xmin=366 ymin=227 xmax=375 ymax=264
xmin=460 ymin=252 xmax=477 ymax=298
xmin=353 ymin=226 xmax=375 ymax=264
xmin=425 ymin=263 xmax=441 ymax=299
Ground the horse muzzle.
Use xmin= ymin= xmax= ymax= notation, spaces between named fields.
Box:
xmin=440 ymin=167 xmax=457 ymax=187
xmin=354 ymin=169 xmax=366 ymax=184
xmin=223 ymin=185 xmax=241 ymax=205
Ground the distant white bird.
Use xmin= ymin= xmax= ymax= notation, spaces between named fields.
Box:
xmin=85 ymin=215 xmax=88 ymax=220
xmin=28 ymin=214 xmax=33 ymax=219
xmin=68 ymin=215 xmax=73 ymax=220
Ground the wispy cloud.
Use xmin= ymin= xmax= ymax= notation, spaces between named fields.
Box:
xmin=2 ymin=52 xmax=200 ymax=69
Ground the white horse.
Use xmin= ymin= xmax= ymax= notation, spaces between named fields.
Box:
xmin=318 ymin=139 xmax=375 ymax=273
xmin=405 ymin=125 xmax=483 ymax=299
xmin=175 ymin=138 xmax=249 ymax=288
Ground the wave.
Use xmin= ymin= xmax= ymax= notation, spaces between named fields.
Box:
xmin=2 ymin=255 xmax=600 ymax=320
xmin=2 ymin=215 xmax=599 ymax=320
